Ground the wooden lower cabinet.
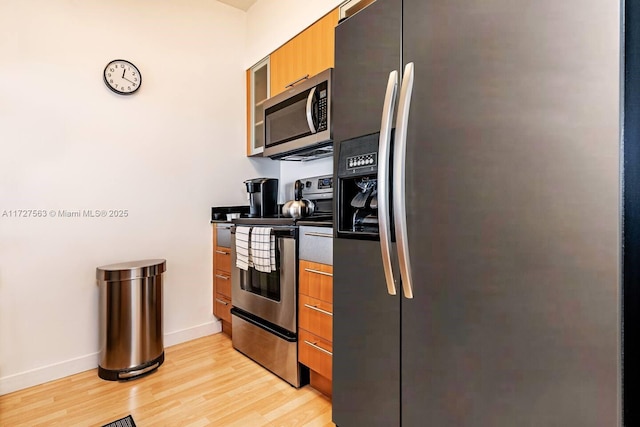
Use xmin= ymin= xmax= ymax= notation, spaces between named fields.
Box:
xmin=213 ymin=224 xmax=233 ymax=336
xmin=214 ymin=293 xmax=232 ymax=323
xmin=299 ymin=259 xmax=333 ymax=397
xmin=214 ymin=271 xmax=231 ymax=300
xmin=299 ymin=260 xmax=333 ymax=302
xmin=299 ymin=294 xmax=332 ymax=342
xmin=299 ymin=329 xmax=333 ymax=379
xmin=214 ymin=248 xmax=231 ymax=273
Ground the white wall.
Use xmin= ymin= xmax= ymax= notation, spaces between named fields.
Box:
xmin=0 ymin=0 xmax=339 ymax=396
xmin=0 ymin=0 xmax=279 ymax=395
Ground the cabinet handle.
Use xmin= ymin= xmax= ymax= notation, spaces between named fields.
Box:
xmin=215 ymin=298 xmax=229 ymax=306
xmin=303 ymin=303 xmax=333 ymax=316
xmin=215 ymin=250 xmax=229 ymax=255
xmin=285 ymin=74 xmax=310 ymax=88
xmin=304 ymin=340 xmax=333 ymax=356
xmin=304 ymin=232 xmax=333 ymax=238
xmin=215 ymin=274 xmax=230 ymax=280
xmin=304 ymin=268 xmax=333 ymax=277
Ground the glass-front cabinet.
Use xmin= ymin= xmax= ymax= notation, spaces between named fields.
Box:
xmin=247 ymin=57 xmax=270 ymax=156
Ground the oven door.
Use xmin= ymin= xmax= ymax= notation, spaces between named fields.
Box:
xmin=230 ymin=226 xmax=298 ymax=333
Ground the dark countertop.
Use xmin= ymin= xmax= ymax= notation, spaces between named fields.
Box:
xmin=211 ymin=205 xmax=250 ymax=222
xmin=297 ymin=220 xmax=333 ymax=228
xmin=211 ymin=219 xmax=334 ymax=227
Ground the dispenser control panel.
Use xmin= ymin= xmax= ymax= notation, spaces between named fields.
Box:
xmin=347 ymin=152 xmax=377 ymax=170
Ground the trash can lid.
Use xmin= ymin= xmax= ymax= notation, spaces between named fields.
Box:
xmin=96 ymin=259 xmax=166 ymax=282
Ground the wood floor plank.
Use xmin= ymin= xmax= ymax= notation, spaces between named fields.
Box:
xmin=0 ymin=333 xmax=335 ymax=427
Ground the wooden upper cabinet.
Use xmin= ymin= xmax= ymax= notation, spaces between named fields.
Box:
xmin=246 ymin=57 xmax=269 ymax=156
xmin=270 ymin=8 xmax=339 ymax=97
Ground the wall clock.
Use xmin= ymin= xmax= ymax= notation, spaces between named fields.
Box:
xmin=103 ymin=59 xmax=142 ymax=95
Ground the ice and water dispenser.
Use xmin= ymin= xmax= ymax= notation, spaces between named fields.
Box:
xmin=336 ymin=132 xmax=383 ymax=238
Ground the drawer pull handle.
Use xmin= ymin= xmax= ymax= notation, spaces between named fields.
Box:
xmin=304 ymin=340 xmax=333 ymax=356
xmin=215 ymin=298 xmax=229 ymax=306
xmin=285 ymin=74 xmax=310 ymax=88
xmin=304 ymin=303 xmax=333 ymax=316
xmin=304 ymin=268 xmax=333 ymax=277
xmin=215 ymin=274 xmax=230 ymax=280
xmin=304 ymin=232 xmax=333 ymax=238
xmin=215 ymin=250 xmax=230 ymax=255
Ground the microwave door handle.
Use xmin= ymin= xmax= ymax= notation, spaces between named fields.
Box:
xmin=394 ymin=62 xmax=415 ymax=299
xmin=378 ymin=70 xmax=399 ymax=296
xmin=306 ymin=87 xmax=317 ymax=134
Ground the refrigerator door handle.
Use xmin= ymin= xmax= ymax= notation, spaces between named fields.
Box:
xmin=378 ymin=69 xmax=399 ymax=296
xmin=393 ymin=62 xmax=415 ymax=299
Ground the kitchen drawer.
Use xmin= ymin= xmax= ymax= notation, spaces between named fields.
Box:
xmin=299 ymin=260 xmax=333 ymax=303
xmin=216 ymin=224 xmax=232 ymax=247
xmin=299 ymin=294 xmax=333 ymax=342
xmin=299 ymin=226 xmax=333 ymax=265
xmin=214 ymin=246 xmax=231 ymax=273
xmin=299 ymin=329 xmax=332 ymax=379
xmin=214 ymin=269 xmax=231 ymax=298
xmin=214 ymin=293 xmax=232 ymax=323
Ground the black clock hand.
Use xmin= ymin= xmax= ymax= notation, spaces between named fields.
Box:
xmin=123 ymin=76 xmax=135 ymax=84
xmin=122 ymin=69 xmax=125 ymax=78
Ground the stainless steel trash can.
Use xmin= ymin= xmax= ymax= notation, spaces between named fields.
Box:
xmin=96 ymin=259 xmax=166 ymax=381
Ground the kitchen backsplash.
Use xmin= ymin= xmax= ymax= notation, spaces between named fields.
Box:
xmin=279 ymin=156 xmax=333 ymax=202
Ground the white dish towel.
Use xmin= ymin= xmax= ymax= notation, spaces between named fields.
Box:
xmin=235 ymin=226 xmax=252 ymax=271
xmin=250 ymin=227 xmax=275 ymax=273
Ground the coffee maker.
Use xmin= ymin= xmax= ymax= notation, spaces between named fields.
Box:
xmin=244 ymin=178 xmax=279 ymax=218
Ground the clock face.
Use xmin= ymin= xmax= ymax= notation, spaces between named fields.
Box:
xmin=103 ymin=59 xmax=142 ymax=95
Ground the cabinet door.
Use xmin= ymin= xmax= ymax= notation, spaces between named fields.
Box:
xmin=299 ymin=294 xmax=333 ymax=342
xmin=299 ymin=260 xmax=333 ymax=303
xmin=214 ymin=293 xmax=232 ymax=323
xmin=213 ymin=225 xmax=233 ymax=320
xmin=214 ymin=270 xmax=231 ymax=298
xmin=270 ymin=9 xmax=338 ymax=97
xmin=246 ymin=57 xmax=269 ymax=156
xmin=214 ymin=246 xmax=231 ymax=273
xmin=299 ymin=329 xmax=332 ymax=379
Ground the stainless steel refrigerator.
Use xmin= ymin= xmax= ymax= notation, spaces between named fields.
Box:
xmin=332 ymin=0 xmax=621 ymax=426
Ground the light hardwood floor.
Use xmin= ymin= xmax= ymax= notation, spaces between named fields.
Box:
xmin=0 ymin=333 xmax=335 ymax=427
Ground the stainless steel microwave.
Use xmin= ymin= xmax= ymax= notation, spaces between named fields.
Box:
xmin=262 ymin=68 xmax=332 ymax=161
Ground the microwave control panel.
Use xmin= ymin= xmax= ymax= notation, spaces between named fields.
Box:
xmin=317 ymin=86 xmax=328 ymax=131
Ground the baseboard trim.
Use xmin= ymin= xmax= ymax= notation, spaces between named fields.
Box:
xmin=164 ymin=319 xmax=222 ymax=347
xmin=0 ymin=319 xmax=222 ymax=396
xmin=0 ymin=351 xmax=100 ymax=396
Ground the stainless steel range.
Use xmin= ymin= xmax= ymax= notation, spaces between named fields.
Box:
xmin=229 ymin=174 xmax=333 ymax=387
